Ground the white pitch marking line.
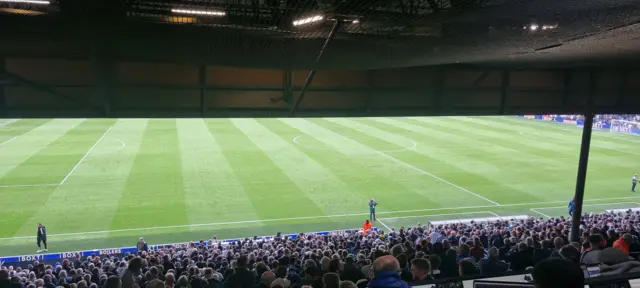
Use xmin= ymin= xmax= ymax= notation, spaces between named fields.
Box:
xmin=92 ymin=138 xmax=126 ymax=155
xmin=0 ymin=119 xmax=19 ymax=128
xmin=530 ymin=208 xmax=552 ymax=218
xmin=380 ymin=211 xmax=492 ymax=221
xmin=487 ymin=211 xmax=500 ymax=217
xmin=0 ymin=136 xmax=16 ymax=146
xmin=377 ymin=219 xmax=392 ymax=232
xmin=0 ymin=180 xmax=127 ymax=188
xmin=388 ymin=159 xmax=501 ymax=206
xmin=2 ymin=196 xmax=640 ymax=240
xmin=294 ymin=124 xmax=498 ymax=206
xmin=0 ymin=183 xmax=59 ymax=188
xmin=59 ymin=127 xmax=112 ymax=185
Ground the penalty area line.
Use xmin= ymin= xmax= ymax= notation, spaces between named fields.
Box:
xmin=530 ymin=209 xmax=552 ymax=218
xmin=59 ymin=126 xmax=112 ymax=185
xmin=0 ymin=136 xmax=16 ymax=146
xmin=376 ymin=219 xmax=392 ymax=232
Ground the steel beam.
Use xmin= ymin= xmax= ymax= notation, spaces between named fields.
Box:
xmin=562 ymin=69 xmax=572 ymax=109
xmin=92 ymin=42 xmax=113 ymax=117
xmin=0 ymin=57 xmax=5 ymax=117
xmin=499 ymin=70 xmax=509 ymax=114
xmin=5 ymin=72 xmax=89 ymax=108
xmin=472 ymin=70 xmax=492 ymax=86
xmin=433 ymin=67 xmax=444 ymax=115
xmin=283 ymin=69 xmax=292 ymax=103
xmin=570 ymin=69 xmax=596 ymax=243
xmin=290 ymin=21 xmax=341 ymax=117
xmin=365 ymin=70 xmax=374 ymax=113
xmin=199 ymin=65 xmax=206 ymax=117
xmin=618 ymin=70 xmax=629 ymax=107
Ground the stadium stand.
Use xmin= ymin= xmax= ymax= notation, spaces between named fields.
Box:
xmin=4 ymin=211 xmax=640 ymax=288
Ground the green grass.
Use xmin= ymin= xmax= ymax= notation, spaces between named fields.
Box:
xmin=0 ymin=116 xmax=639 ymax=256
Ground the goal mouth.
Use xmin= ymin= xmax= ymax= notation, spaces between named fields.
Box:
xmin=609 ymin=119 xmax=640 ymax=136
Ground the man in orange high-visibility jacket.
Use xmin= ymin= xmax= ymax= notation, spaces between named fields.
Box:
xmin=363 ymin=220 xmax=372 ymax=234
xmin=613 ymin=234 xmax=632 ymax=255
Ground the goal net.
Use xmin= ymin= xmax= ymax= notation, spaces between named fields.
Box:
xmin=610 ymin=119 xmax=640 ymax=135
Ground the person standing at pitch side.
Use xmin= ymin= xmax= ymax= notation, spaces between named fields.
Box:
xmin=369 ymin=199 xmax=378 ymax=221
xmin=36 ymin=223 xmax=47 ymax=253
xmin=633 ymin=173 xmax=638 ymax=192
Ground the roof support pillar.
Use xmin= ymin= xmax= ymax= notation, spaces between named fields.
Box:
xmin=433 ymin=67 xmax=444 ymax=115
xmin=92 ymin=41 xmax=113 ymax=117
xmin=0 ymin=57 xmax=6 ymax=117
xmin=283 ymin=69 xmax=292 ymax=104
xmin=570 ymin=69 xmax=596 ymax=243
xmin=199 ymin=65 xmax=206 ymax=117
xmin=562 ymin=70 xmax=572 ymax=109
xmin=365 ymin=70 xmax=374 ymax=113
xmin=290 ymin=21 xmax=341 ymax=117
xmin=499 ymin=70 xmax=509 ymax=115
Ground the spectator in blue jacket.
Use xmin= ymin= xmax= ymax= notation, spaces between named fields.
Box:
xmin=367 ymin=255 xmax=410 ymax=288
xmin=568 ymin=197 xmax=575 ymax=216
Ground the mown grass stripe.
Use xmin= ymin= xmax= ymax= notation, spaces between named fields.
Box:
xmin=324 ymin=118 xmax=544 ymax=204
xmin=481 ymin=117 xmax=640 ymax=155
xmin=110 ymin=119 xmax=189 ymax=230
xmin=0 ymin=119 xmax=84 ymax=179
xmin=371 ymin=118 xmax=576 ymax=200
xmin=234 ymin=118 xmax=364 ymax=215
xmin=6 ymin=119 xmax=116 ymax=237
xmin=177 ymin=119 xmax=260 ymax=226
xmin=205 ymin=119 xmax=326 ymax=219
xmin=13 ymin=119 xmax=147 ymax=239
xmin=262 ymin=118 xmax=442 ymax=212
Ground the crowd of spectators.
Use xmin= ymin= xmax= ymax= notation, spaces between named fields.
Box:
xmin=553 ymin=114 xmax=640 ymax=124
xmin=4 ymin=210 xmax=640 ymax=288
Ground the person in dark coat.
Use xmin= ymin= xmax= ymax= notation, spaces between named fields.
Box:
xmin=532 ymin=258 xmax=584 ymax=288
xmin=478 ymin=248 xmax=508 ymax=277
xmin=340 ymin=256 xmax=363 ymax=283
xmin=409 ymin=258 xmax=431 ymax=281
xmin=533 ymin=240 xmax=552 ymax=264
xmin=204 ymin=268 xmax=224 ymax=288
xmin=441 ymin=249 xmax=459 ymax=278
xmin=120 ymin=257 xmax=142 ymax=288
xmin=0 ymin=269 xmax=22 ymax=288
xmin=224 ymin=256 xmax=255 ymax=288
xmin=37 ymin=223 xmax=48 ymax=252
xmin=498 ymin=239 xmax=511 ymax=260
xmin=506 ymin=243 xmax=534 ymax=271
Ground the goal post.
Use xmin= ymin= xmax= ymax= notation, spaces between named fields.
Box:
xmin=610 ymin=119 xmax=640 ymax=135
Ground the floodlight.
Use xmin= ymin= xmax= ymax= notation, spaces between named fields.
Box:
xmin=0 ymin=0 xmax=49 ymax=4
xmin=529 ymin=24 xmax=539 ymax=31
xmin=352 ymin=19 xmax=359 ymax=24
xmin=171 ymin=8 xmax=225 ymax=16
xmin=292 ymin=15 xmax=324 ymax=26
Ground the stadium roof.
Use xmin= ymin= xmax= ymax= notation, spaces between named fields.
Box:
xmin=0 ymin=0 xmax=639 ymax=69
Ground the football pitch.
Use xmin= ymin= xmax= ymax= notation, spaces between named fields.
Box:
xmin=1 ymin=116 xmax=639 ymax=256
